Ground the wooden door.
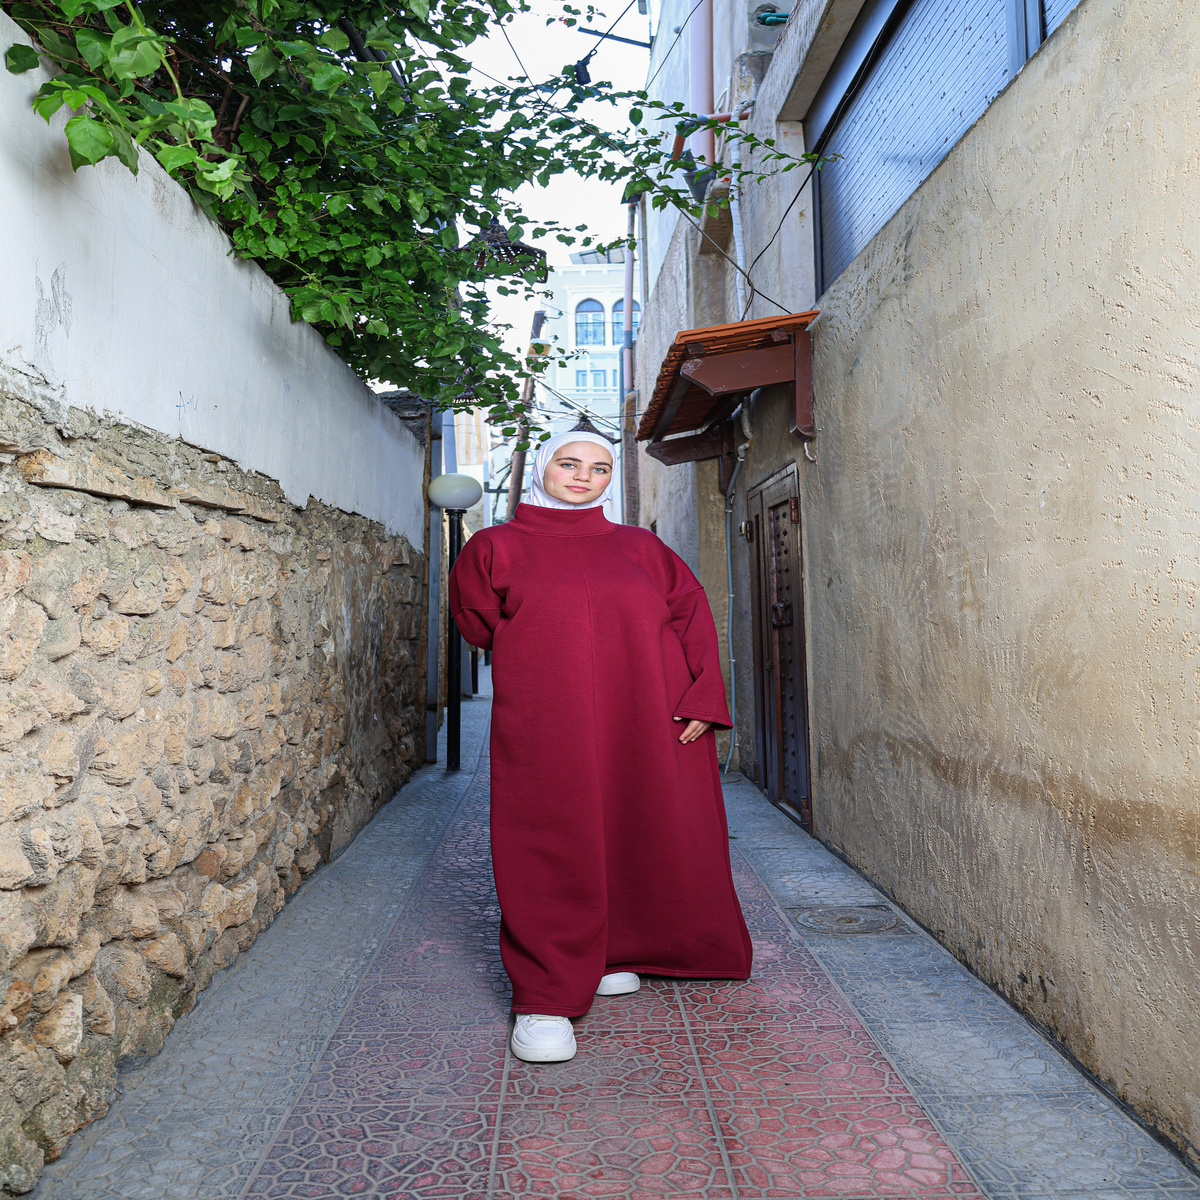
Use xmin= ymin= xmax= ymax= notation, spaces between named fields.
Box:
xmin=747 ymin=464 xmax=812 ymax=830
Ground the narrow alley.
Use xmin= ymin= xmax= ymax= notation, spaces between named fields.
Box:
xmin=27 ymin=672 xmax=1198 ymax=1200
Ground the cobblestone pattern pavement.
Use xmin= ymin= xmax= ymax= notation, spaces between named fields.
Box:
xmin=29 ymin=675 xmax=1200 ymax=1200
xmin=724 ymin=781 xmax=1200 ymax=1200
xmin=245 ymin=764 xmax=983 ymax=1200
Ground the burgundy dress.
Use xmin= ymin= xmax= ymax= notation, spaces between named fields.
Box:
xmin=448 ymin=503 xmax=752 ymax=1017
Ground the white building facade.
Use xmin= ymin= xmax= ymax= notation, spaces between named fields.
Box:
xmin=493 ymin=250 xmax=641 ymax=524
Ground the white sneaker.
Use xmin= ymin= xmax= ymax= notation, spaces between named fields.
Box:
xmin=596 ymin=971 xmax=641 ymax=996
xmin=510 ymin=1015 xmax=577 ymax=1062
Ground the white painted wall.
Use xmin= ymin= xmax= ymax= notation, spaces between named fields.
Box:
xmin=0 ymin=12 xmax=424 ymax=545
xmin=643 ymin=0 xmax=692 ymax=288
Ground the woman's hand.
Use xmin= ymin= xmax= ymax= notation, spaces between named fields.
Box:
xmin=673 ymin=718 xmax=713 ymax=744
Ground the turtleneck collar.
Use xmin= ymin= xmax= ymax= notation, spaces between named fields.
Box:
xmin=510 ymin=503 xmax=615 ymax=536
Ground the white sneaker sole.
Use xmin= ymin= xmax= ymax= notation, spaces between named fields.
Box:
xmin=595 ymin=972 xmax=641 ymax=997
xmin=509 ymin=1028 xmax=577 ymax=1063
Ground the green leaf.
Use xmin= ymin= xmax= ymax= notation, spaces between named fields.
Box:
xmin=310 ymin=62 xmax=346 ymax=91
xmin=155 ymin=144 xmax=198 ymax=171
xmin=108 ymin=26 xmax=164 ymax=79
xmin=629 ymin=107 xmax=642 ymax=125
xmin=366 ymin=66 xmax=390 ymax=97
xmin=110 ymin=124 xmax=139 ymax=173
xmin=247 ymin=45 xmax=280 ymax=82
xmin=196 ymin=157 xmax=237 ymax=184
xmin=75 ymin=29 xmax=112 ymax=70
xmin=318 ymin=28 xmax=350 ymax=52
xmin=5 ymin=44 xmax=40 ymax=73
xmin=63 ymin=113 xmax=115 ymax=170
xmin=33 ymin=27 xmax=82 ymax=63
xmin=30 ymin=86 xmax=66 ymax=121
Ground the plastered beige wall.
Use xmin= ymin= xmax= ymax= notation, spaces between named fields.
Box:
xmin=804 ymin=0 xmax=1200 ymax=1161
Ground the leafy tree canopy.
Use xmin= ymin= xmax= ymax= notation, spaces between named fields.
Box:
xmin=3 ymin=0 xmax=815 ymax=439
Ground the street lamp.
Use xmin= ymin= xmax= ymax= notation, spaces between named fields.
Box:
xmin=427 ymin=472 xmax=484 ymax=770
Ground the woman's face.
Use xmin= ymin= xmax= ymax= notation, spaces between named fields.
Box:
xmin=541 ymin=441 xmax=614 ymax=505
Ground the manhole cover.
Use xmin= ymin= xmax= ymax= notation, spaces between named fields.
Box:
xmin=790 ymin=905 xmax=900 ymax=934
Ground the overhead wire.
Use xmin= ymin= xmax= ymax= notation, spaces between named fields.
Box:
xmin=476 ymin=13 xmax=807 ymax=320
xmin=645 ymin=0 xmax=706 ymax=91
xmin=738 ymin=160 xmax=821 ymax=319
xmin=536 ymin=380 xmax=623 ymax=431
xmin=479 ymin=44 xmax=797 ymax=314
xmin=573 ymin=0 xmax=640 ymax=72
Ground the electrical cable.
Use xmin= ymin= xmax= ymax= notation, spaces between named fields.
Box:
xmin=540 ymin=105 xmax=796 ymax=313
xmin=738 ymin=161 xmax=820 ymax=319
xmin=536 ymin=381 xmax=623 ymax=432
xmin=478 ymin=18 xmax=808 ymax=317
xmin=573 ymin=0 xmax=640 ymax=69
xmin=645 ymin=0 xmax=706 ymax=91
xmin=499 ymin=24 xmax=557 ymax=113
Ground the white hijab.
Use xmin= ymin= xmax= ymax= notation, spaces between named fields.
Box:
xmin=529 ymin=431 xmax=617 ymax=511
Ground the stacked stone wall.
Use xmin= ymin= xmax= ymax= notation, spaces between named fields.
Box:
xmin=0 ymin=392 xmax=426 ymax=1193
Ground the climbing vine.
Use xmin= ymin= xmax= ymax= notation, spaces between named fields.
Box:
xmin=2 ymin=0 xmax=819 ymax=438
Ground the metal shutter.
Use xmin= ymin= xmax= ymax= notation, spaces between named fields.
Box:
xmin=1043 ymin=0 xmax=1081 ymax=35
xmin=817 ymin=0 xmax=1009 ymax=288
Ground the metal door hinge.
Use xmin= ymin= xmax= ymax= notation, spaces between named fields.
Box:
xmin=789 ymin=497 xmax=799 ymax=524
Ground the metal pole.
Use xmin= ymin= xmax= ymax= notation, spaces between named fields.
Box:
xmin=622 ymin=201 xmax=640 ymax=526
xmin=446 ymin=508 xmax=464 ymax=771
xmin=505 ymin=310 xmax=548 ymax=521
xmin=425 ymin=418 xmax=442 ymax=762
xmin=505 ymin=378 xmax=531 ymax=523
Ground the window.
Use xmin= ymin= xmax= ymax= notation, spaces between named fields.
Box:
xmin=613 ymin=370 xmax=620 ymax=388
xmin=612 ymin=299 xmax=640 ymax=344
xmin=575 ymin=299 xmax=605 ymax=345
xmin=592 ymin=370 xmax=608 ymax=390
xmin=1043 ymin=0 xmax=1080 ymax=34
xmin=575 ymin=370 xmax=588 ymax=389
xmin=808 ymin=0 xmax=1069 ymax=292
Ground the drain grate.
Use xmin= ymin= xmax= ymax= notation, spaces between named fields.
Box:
xmin=787 ymin=904 xmax=906 ymax=935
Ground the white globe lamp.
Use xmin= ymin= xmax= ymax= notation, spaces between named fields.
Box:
xmin=428 ymin=473 xmax=483 ymax=512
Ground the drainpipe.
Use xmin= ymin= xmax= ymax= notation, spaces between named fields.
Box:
xmin=730 ymin=128 xmax=748 ymax=316
xmin=723 ymin=391 xmax=758 ymax=773
xmin=688 ymin=0 xmax=714 ymax=168
xmin=638 ymin=194 xmax=650 ymax=309
xmin=622 ymin=199 xmax=637 ymax=526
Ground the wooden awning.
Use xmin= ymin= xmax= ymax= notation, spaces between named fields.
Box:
xmin=636 ymin=311 xmax=819 ymax=445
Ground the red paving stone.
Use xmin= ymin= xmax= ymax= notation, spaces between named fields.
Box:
xmin=245 ymin=762 xmax=983 ymax=1200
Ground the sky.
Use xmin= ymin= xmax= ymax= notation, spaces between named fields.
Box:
xmin=465 ymin=1 xmax=658 ymax=357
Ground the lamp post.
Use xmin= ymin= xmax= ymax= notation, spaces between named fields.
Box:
xmin=427 ymin=472 xmax=484 ymax=770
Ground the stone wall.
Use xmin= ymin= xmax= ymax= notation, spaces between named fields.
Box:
xmin=0 ymin=393 xmax=426 ymax=1193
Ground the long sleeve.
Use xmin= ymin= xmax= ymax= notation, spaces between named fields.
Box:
xmin=448 ymin=533 xmax=502 ymax=650
xmin=662 ymin=548 xmax=733 ymax=730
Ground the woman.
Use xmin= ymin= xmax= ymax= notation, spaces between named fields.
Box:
xmin=449 ymin=430 xmax=752 ymax=1063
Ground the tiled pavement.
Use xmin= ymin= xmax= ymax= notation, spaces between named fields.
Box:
xmin=32 ymin=671 xmax=1200 ymax=1199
